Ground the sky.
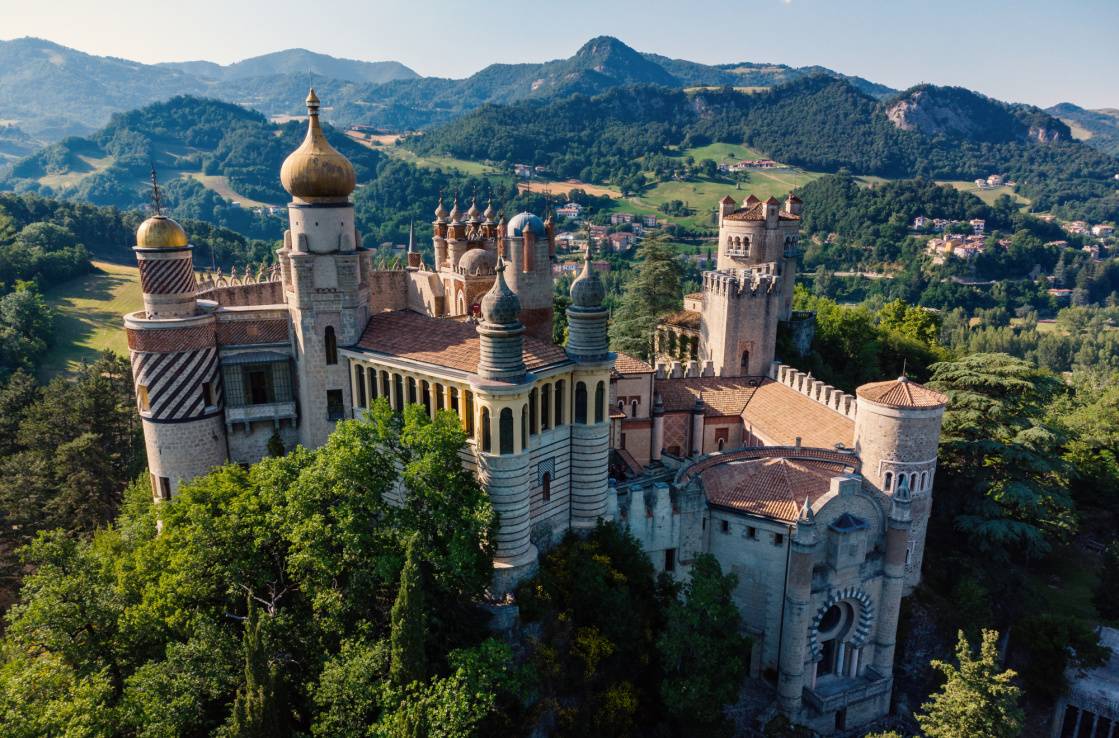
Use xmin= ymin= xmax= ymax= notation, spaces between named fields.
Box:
xmin=2 ymin=0 xmax=1117 ymax=109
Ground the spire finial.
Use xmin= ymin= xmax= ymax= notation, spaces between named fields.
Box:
xmin=149 ymin=163 xmax=163 ymax=215
xmin=306 ymin=87 xmax=320 ymax=115
xmin=407 ymin=220 xmax=415 ymax=253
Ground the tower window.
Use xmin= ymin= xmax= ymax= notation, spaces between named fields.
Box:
xmin=554 ymin=380 xmax=565 ymax=426
xmin=774 ymin=533 xmax=785 ymax=546
xmin=521 ymin=405 xmax=528 ymax=449
xmin=884 ymin=471 xmax=893 ymax=491
xmin=326 ymin=389 xmax=344 ymax=421
xmin=541 ymin=384 xmax=551 ymax=430
xmin=152 ymin=474 xmax=171 ymax=501
xmin=354 ymin=366 xmax=366 ymax=408
xmin=665 ymin=548 xmax=676 ymax=572
xmin=500 ymin=408 xmax=514 ymax=455
xmin=542 ymin=472 xmax=552 ymax=502
xmin=325 ymin=326 xmax=338 ymax=365
xmin=721 ymin=519 xmax=730 ymax=534
xmin=631 ymin=399 xmax=638 ymax=418
xmin=575 ymin=382 xmax=588 ymax=424
xmin=529 ymin=388 xmax=538 ymax=435
xmin=594 ymin=381 xmax=605 ymax=423
xmin=201 ymin=380 xmax=215 ymax=408
xmin=920 ymin=471 xmax=928 ymax=491
xmin=480 ymin=407 xmax=490 ymax=452
xmin=137 ymin=384 xmax=150 ymax=412
xmin=740 ymin=350 xmax=750 ymax=371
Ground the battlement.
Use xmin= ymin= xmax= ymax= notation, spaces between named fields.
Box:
xmin=701 ymin=268 xmax=780 ymax=298
xmin=196 ymin=263 xmax=284 ymax=307
xmin=768 ymin=361 xmax=858 ymax=421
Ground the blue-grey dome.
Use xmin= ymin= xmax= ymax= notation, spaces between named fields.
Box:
xmin=506 ymin=211 xmax=547 ymax=238
xmin=570 ymin=254 xmax=605 ymax=307
xmin=481 ymin=258 xmax=521 ymax=325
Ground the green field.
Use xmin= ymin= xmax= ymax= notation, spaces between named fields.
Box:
xmin=677 ymin=143 xmax=766 ymax=163
xmin=41 ymin=260 xmax=143 ymax=376
xmin=938 ymin=180 xmax=1031 ymax=208
xmin=380 ymin=145 xmax=508 ymax=178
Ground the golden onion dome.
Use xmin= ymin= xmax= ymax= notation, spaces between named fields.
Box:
xmin=136 ymin=214 xmax=189 ymax=248
xmin=279 ymin=88 xmax=356 ymax=202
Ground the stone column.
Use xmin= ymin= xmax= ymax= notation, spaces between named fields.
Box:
xmin=874 ymin=478 xmax=913 ymax=677
xmin=778 ymin=502 xmax=818 ymax=715
xmin=651 ymin=393 xmax=665 ymax=462
xmin=690 ymin=398 xmax=705 ymax=457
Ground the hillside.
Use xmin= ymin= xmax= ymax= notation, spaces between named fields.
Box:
xmin=410 ymin=77 xmax=1119 ymax=222
xmin=1048 ymin=102 xmax=1119 ymax=157
xmin=0 ymin=35 xmax=897 ymax=141
xmin=0 ymin=96 xmax=384 ymax=238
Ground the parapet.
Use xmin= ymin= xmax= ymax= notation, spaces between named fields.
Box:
xmin=768 ymin=360 xmax=858 ymax=421
xmin=702 ymin=268 xmax=780 ymax=299
xmin=655 ymin=359 xmax=714 ymax=379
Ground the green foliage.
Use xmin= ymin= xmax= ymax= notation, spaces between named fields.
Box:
xmin=928 ymin=353 xmax=1073 ymax=560
xmin=657 ymin=554 xmax=749 ymax=733
xmin=1093 ymin=541 xmax=1119 ymax=621
xmin=224 ymin=595 xmax=284 ymax=737
xmin=609 ymin=237 xmax=683 ymax=360
xmin=390 ymin=534 xmax=428 ymax=688
xmin=917 ymin=630 xmax=1023 ymax=738
xmin=0 ymin=281 xmax=55 ymax=375
xmin=1010 ymin=615 xmax=1107 ymax=701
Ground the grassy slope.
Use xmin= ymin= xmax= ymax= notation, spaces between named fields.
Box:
xmin=41 ymin=260 xmax=143 ymax=376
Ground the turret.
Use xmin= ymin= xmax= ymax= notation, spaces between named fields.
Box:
xmin=503 ymin=212 xmax=554 ymax=341
xmin=874 ymin=474 xmax=913 ymax=678
xmin=778 ymin=497 xmax=821 ymax=714
xmin=854 ymin=375 xmax=947 ymax=591
xmin=476 ymin=258 xmax=526 ymax=384
xmin=566 ymin=251 xmax=609 ymax=361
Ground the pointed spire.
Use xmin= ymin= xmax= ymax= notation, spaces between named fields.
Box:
xmin=407 ymin=220 xmax=415 ymax=253
xmin=434 ymin=192 xmax=447 ymax=222
xmin=798 ymin=498 xmax=816 ymax=524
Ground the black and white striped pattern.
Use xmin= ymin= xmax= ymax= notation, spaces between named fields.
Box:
xmin=138 ymin=257 xmax=196 ymax=295
xmin=131 ymin=347 xmax=221 ymax=422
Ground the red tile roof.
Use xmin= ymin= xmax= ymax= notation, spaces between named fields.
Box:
xmin=355 ymin=310 xmax=569 ymax=373
xmin=614 ymin=351 xmax=654 ymax=375
xmin=723 ymin=202 xmax=801 ymax=222
xmin=700 ymin=455 xmax=852 ymax=522
xmin=740 ymin=379 xmax=854 ymax=449
xmin=856 ymin=377 xmax=947 ymax=409
xmin=659 ymin=376 xmax=762 ymax=416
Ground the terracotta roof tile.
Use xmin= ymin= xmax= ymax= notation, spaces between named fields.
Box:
xmin=661 ymin=310 xmax=701 ymax=329
xmin=723 ymin=203 xmax=800 ymax=222
xmin=701 ymin=455 xmax=852 ymax=522
xmin=856 ymin=377 xmax=947 ymax=409
xmin=741 ymin=379 xmax=854 ymax=448
xmin=354 ymin=310 xmax=569 ymax=374
xmin=614 ymin=351 xmax=654 ymax=375
xmin=659 ymin=376 xmax=761 ymax=416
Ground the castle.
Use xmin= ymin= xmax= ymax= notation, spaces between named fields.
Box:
xmin=123 ymin=90 xmax=947 ymax=735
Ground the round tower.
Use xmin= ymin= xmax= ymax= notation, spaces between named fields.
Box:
xmin=432 ymin=196 xmax=448 ymax=268
xmin=472 ymin=259 xmax=537 ymax=593
xmin=854 ymin=376 xmax=947 ymax=590
xmin=277 ymin=88 xmax=368 ymax=449
xmin=124 ymin=213 xmax=226 ymax=501
xmin=778 ymin=499 xmax=819 ymax=715
xmin=503 ymin=212 xmax=554 ymax=342
xmin=566 ymin=253 xmax=612 ymax=530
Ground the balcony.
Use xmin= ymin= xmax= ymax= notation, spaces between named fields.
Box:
xmin=225 ymin=401 xmax=298 ymax=429
xmin=803 ymin=667 xmax=891 ymax=713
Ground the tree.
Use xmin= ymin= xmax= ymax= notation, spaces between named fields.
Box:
xmin=0 ymin=281 xmax=54 ymax=375
xmin=657 ymin=554 xmax=749 ymax=732
xmin=390 ymin=534 xmax=428 ymax=687
xmin=1094 ymin=541 xmax=1119 ymax=620
xmin=224 ymin=594 xmax=283 ymax=737
xmin=917 ymin=629 xmax=1023 ymax=738
xmin=609 ymin=237 xmax=683 ymax=360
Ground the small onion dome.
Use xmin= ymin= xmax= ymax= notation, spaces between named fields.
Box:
xmin=481 ymin=257 xmax=521 ymax=325
xmin=459 ymin=247 xmax=497 ymax=275
xmin=506 ymin=211 xmax=546 ymax=238
xmin=466 ymin=197 xmax=481 ymax=222
xmin=449 ymin=197 xmax=462 ymax=223
xmin=856 ymin=375 xmax=948 ymax=409
xmin=136 ymin=214 xmax=188 ymax=248
xmin=570 ymin=252 xmax=605 ymax=307
xmin=434 ymin=196 xmax=448 ymax=222
xmin=483 ymin=199 xmax=495 ymax=222
xmin=280 ymin=88 xmax=356 ymax=202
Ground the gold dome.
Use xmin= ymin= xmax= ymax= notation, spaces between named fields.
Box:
xmin=279 ymin=88 xmax=356 ymax=202
xmin=136 ymin=215 xmax=189 ymax=248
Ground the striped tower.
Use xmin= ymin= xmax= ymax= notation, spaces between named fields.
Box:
xmin=566 ymin=251 xmax=613 ymax=529
xmin=473 ymin=259 xmax=538 ymax=594
xmin=124 ymin=213 xmax=227 ymax=501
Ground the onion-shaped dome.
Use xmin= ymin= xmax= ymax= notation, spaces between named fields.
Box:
xmin=466 ymin=197 xmax=481 ymax=222
xmin=434 ymin=196 xmax=448 ymax=222
xmin=280 ymin=88 xmax=356 ymax=202
xmin=480 ymin=258 xmax=521 ymax=325
xmin=136 ymin=214 xmax=188 ymax=248
xmin=570 ymin=252 xmax=605 ymax=307
xmin=506 ymin=211 xmax=546 ymax=238
xmin=449 ymin=197 xmax=462 ymax=224
xmin=483 ymin=199 xmax=495 ymax=222
xmin=459 ymin=247 xmax=497 ymax=275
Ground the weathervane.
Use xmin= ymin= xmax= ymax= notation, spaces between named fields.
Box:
xmin=149 ymin=164 xmax=163 ymax=215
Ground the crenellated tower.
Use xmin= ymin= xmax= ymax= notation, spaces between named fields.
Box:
xmin=275 ymin=88 xmax=369 ymax=448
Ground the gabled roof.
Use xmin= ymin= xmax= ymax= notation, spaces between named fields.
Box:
xmin=614 ymin=351 xmax=654 ymax=375
xmin=701 ymin=455 xmax=851 ymax=523
xmin=354 ymin=310 xmax=569 ymax=374
xmin=740 ymin=379 xmax=854 ymax=449
xmin=659 ymin=376 xmax=761 ymax=416
xmin=856 ymin=377 xmax=947 ymax=409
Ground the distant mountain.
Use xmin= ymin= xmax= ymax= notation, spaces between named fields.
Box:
xmin=159 ymin=48 xmax=418 ymax=85
xmin=645 ymin=53 xmax=895 ymax=98
xmin=1047 ymin=102 xmax=1119 ymax=157
xmin=0 ymin=125 xmax=42 ymax=164
xmin=885 ymin=84 xmax=1069 ymax=144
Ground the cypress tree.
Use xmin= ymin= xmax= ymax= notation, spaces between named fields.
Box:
xmin=390 ymin=533 xmax=427 ymax=687
xmin=227 ymin=594 xmax=283 ymax=737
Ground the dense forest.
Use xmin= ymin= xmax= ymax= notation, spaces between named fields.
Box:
xmin=411 ymin=77 xmax=1119 ymax=222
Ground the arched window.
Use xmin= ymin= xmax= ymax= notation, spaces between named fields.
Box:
xmin=575 ymin=382 xmax=588 ymax=424
xmin=542 ymin=472 xmax=552 ymax=503
xmin=910 ymin=472 xmax=918 ymax=492
xmin=480 ymin=407 xmax=491 ymax=452
xmin=393 ymin=374 xmax=404 ymax=411
xmin=407 ymin=377 xmax=417 ymax=405
xmin=521 ymin=406 xmax=528 ymax=450
xmin=354 ymin=364 xmax=366 ymax=408
xmin=920 ymin=471 xmax=928 ymax=491
xmin=631 ymin=400 xmax=638 ymax=418
xmin=884 ymin=471 xmax=893 ymax=491
xmin=435 ymin=383 xmax=444 ymax=412
xmin=368 ymin=367 xmax=378 ymax=400
xmin=554 ymin=380 xmax=565 ymax=426
xmin=381 ymin=371 xmax=390 ymax=400
xmin=717 ymin=437 xmax=725 ymax=451
xmin=740 ymin=350 xmax=750 ymax=371
xmin=325 ymin=326 xmax=338 ymax=365
xmin=594 ymin=381 xmax=605 ymax=423
xmin=743 ymin=236 xmax=751 ymax=257
xmin=465 ymin=390 xmax=474 ymax=435
xmin=529 ymin=389 xmax=538 ymax=435
xmin=421 ymin=380 xmax=431 ymax=414
xmin=500 ymin=408 xmax=514 ymax=455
